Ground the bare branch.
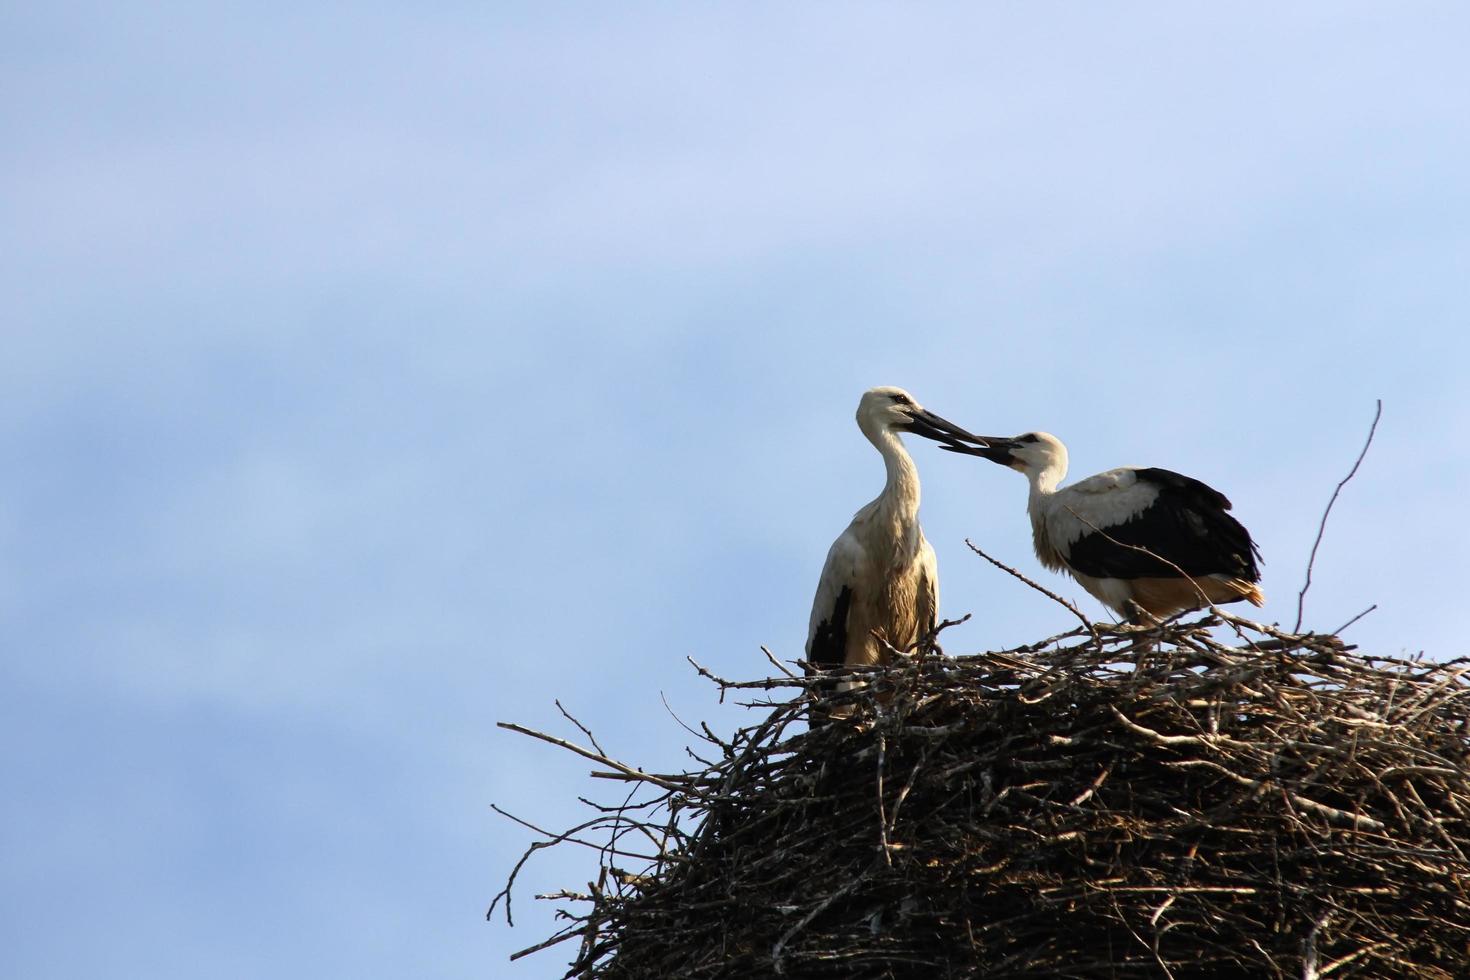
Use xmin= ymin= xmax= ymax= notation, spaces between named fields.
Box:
xmin=760 ymin=645 xmax=798 ymax=679
xmin=965 ymin=538 xmax=1098 ymax=638
xmin=497 ymin=722 xmax=688 ymax=791
xmin=1331 ymin=604 xmax=1379 ymax=636
xmin=556 ymin=699 xmax=606 ymax=757
xmin=1296 ymin=400 xmax=1383 ymax=632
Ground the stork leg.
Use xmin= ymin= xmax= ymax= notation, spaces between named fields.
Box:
xmin=1121 ymin=599 xmax=1164 ymax=660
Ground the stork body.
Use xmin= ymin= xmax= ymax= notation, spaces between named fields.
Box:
xmin=804 ymin=388 xmax=980 ymax=674
xmin=946 ymin=432 xmax=1263 ymax=621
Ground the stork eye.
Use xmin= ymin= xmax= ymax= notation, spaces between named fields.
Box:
xmin=890 ymin=393 xmax=914 ymax=406
xmin=1020 ymin=433 xmax=1040 ymax=444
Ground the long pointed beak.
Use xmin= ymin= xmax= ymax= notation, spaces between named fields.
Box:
xmin=901 ymin=408 xmax=990 ymax=448
xmin=938 ymin=435 xmax=1021 ymax=464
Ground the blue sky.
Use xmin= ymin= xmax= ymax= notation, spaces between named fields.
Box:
xmin=4 ymin=4 xmax=1468 ymax=977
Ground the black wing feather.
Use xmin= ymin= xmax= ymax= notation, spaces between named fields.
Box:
xmin=1064 ymin=468 xmax=1262 ymax=581
xmin=805 ymin=585 xmax=852 ymax=675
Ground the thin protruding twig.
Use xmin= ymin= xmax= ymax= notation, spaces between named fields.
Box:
xmin=659 ymin=690 xmax=706 ymax=744
xmin=921 ymin=613 xmax=972 ymax=656
xmin=761 ymin=645 xmax=798 ymax=679
xmin=498 ymin=722 xmax=688 ymax=791
xmin=1331 ymin=604 xmax=1378 ymax=636
xmin=1297 ymin=400 xmax=1382 ymax=632
xmin=965 ymin=539 xmax=1097 ymax=638
xmin=556 ymin=699 xmax=606 ymax=756
xmin=487 ymin=804 xmax=627 ymax=926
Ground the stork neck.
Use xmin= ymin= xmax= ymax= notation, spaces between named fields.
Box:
xmin=872 ymin=429 xmax=921 ymax=521
xmin=1025 ymin=460 xmax=1066 ymax=499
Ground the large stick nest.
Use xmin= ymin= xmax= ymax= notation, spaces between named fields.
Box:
xmin=494 ymin=612 xmax=1470 ymax=979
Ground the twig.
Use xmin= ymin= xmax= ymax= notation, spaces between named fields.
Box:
xmin=659 ymin=690 xmax=707 ymax=744
xmin=1296 ymin=400 xmax=1382 ymax=632
xmin=1302 ymin=910 xmax=1332 ymax=980
xmin=556 ymin=699 xmax=606 ymax=756
xmin=508 ymin=923 xmax=589 ymax=962
xmin=761 ymin=645 xmax=798 ymax=679
xmin=497 ymin=722 xmax=687 ymax=791
xmin=875 ymin=731 xmax=891 ymax=865
xmin=965 ymin=539 xmax=1098 ymax=638
xmin=487 ymin=805 xmax=622 ymax=926
xmin=771 ymin=860 xmax=875 ymax=973
xmin=1331 ymin=604 xmax=1378 ymax=636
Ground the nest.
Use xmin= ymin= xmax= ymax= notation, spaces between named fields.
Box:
xmin=493 ymin=611 xmax=1470 ymax=979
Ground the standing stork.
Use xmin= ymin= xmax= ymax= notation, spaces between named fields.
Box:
xmin=942 ymin=432 xmax=1263 ymax=621
xmin=805 ymin=387 xmax=982 ymax=676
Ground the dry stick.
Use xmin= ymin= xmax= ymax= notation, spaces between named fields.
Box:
xmin=916 ymin=613 xmax=973 ymax=658
xmin=490 ymin=804 xmax=665 ymax=862
xmin=770 ymin=859 xmax=876 ymax=974
xmin=887 ymin=746 xmax=931 ymax=835
xmin=877 ymin=614 xmax=975 ymax=711
xmin=864 ymin=617 xmax=970 ymax=687
xmin=1319 ymin=941 xmax=1393 ymax=977
xmin=1068 ymin=761 xmax=1114 ymax=807
xmin=1296 ymin=400 xmax=1382 ymax=632
xmin=875 ymin=731 xmax=891 ymax=865
xmin=760 ymin=645 xmax=798 ymax=679
xmin=573 ymin=867 xmax=607 ymax=971
xmin=497 ymin=722 xmax=688 ymax=791
xmin=588 ymin=768 xmax=708 ymax=787
xmin=507 ymin=922 xmax=593 ymax=962
xmin=555 ymin=699 xmax=607 ymax=756
xmin=1331 ymin=604 xmax=1379 ymax=636
xmin=964 ymin=538 xmax=1098 ymax=638
xmin=487 ymin=806 xmax=629 ymax=925
xmin=595 ymin=780 xmax=647 ymax=901
xmin=1164 ymin=758 xmax=1386 ymax=830
xmin=658 ymin=690 xmax=708 ymax=744
xmin=685 ymin=656 xmax=818 ymax=693
xmin=533 ymin=888 xmax=594 ymax=902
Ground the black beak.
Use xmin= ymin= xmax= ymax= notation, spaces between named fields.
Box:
xmin=900 ymin=408 xmax=990 ymax=449
xmin=938 ymin=435 xmax=1021 ymax=465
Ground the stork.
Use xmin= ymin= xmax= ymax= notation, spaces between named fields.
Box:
xmin=942 ymin=432 xmax=1263 ymax=622
xmin=805 ymin=387 xmax=982 ymax=678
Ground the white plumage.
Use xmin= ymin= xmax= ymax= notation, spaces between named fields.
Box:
xmin=944 ymin=431 xmax=1264 ymax=621
xmin=804 ymin=387 xmax=981 ymax=674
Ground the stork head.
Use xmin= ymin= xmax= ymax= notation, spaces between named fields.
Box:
xmin=943 ymin=431 xmax=1069 ymax=478
xmin=856 ymin=386 xmax=985 ymax=447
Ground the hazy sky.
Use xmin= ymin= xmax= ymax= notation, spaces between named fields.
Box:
xmin=4 ymin=4 xmax=1468 ymax=978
